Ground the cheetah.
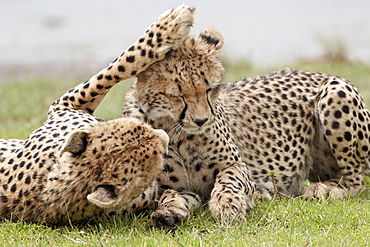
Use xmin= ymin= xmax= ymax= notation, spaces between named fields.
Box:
xmin=122 ymin=27 xmax=370 ymax=228
xmin=0 ymin=5 xmax=195 ymax=224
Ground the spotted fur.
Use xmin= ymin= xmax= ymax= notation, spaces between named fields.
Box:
xmin=122 ymin=28 xmax=370 ymax=228
xmin=0 ymin=5 xmax=195 ymax=224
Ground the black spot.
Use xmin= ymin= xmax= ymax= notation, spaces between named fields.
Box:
xmin=126 ymin=56 xmax=135 ymax=63
xmin=279 ymin=166 xmax=286 ymax=171
xmin=90 ymin=91 xmax=98 ymax=97
xmin=338 ymin=90 xmax=346 ymax=98
xmin=10 ymin=184 xmax=16 ymax=192
xmin=169 ymin=176 xmax=179 ymax=182
xmin=359 ymin=113 xmax=365 ymax=122
xmin=334 ymin=110 xmax=342 ymax=118
xmin=78 ymin=99 xmax=87 ymax=105
xmin=344 ymin=132 xmax=352 ymax=141
xmin=195 ymin=162 xmax=202 ymax=171
xmin=141 ymin=49 xmax=146 ymax=57
xmin=213 ymin=169 xmax=219 ymax=179
xmin=128 ymin=45 xmax=135 ymax=51
xmin=331 ymin=121 xmax=340 ymax=129
xmin=358 ymin=131 xmax=364 ymax=140
xmin=0 ymin=195 xmax=8 ymax=203
xmin=97 ymin=74 xmax=103 ymax=80
xmin=147 ymin=50 xmax=153 ymax=59
xmin=208 ymin=163 xmax=216 ymax=169
xmin=16 ymin=152 xmax=23 ymax=159
xmin=342 ymin=105 xmax=349 ymax=113
xmin=118 ymin=66 xmax=125 ymax=72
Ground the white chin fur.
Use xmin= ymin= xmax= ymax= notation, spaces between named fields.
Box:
xmin=184 ymin=126 xmax=211 ymax=135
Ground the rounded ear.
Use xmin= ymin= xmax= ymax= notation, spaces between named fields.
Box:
xmin=62 ymin=131 xmax=89 ymax=156
xmin=199 ymin=27 xmax=224 ymax=50
xmin=87 ymin=185 xmax=119 ymax=208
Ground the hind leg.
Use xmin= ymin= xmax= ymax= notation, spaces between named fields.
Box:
xmin=303 ymin=77 xmax=369 ymax=199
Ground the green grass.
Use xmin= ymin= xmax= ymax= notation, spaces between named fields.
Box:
xmin=1 ymin=59 xmax=370 ymax=246
xmin=1 ymin=194 xmax=370 ymax=246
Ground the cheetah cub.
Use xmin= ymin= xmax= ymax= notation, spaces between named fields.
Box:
xmin=0 ymin=5 xmax=195 ymax=225
xmin=123 ymin=27 xmax=370 ymax=228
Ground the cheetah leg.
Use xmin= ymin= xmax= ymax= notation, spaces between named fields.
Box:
xmin=208 ymin=165 xmax=255 ymax=222
xmin=149 ymin=189 xmax=201 ymax=228
xmin=49 ymin=5 xmax=195 ymax=115
xmin=303 ymin=78 xmax=368 ymax=199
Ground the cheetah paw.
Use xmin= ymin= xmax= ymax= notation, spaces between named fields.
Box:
xmin=208 ymin=193 xmax=255 ymax=222
xmin=154 ymin=5 xmax=195 ymax=52
xmin=302 ymin=182 xmax=347 ymax=200
xmin=253 ymin=186 xmax=273 ymax=201
xmin=150 ymin=208 xmax=187 ymax=229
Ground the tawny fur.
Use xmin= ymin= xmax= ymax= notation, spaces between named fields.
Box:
xmin=0 ymin=5 xmax=195 ymax=224
xmin=123 ymin=27 xmax=369 ymax=228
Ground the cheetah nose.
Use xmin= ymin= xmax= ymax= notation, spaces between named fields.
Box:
xmin=194 ymin=118 xmax=209 ymax=127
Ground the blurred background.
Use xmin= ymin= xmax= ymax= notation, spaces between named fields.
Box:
xmin=1 ymin=0 xmax=370 ymax=82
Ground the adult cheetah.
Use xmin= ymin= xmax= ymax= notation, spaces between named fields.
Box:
xmin=0 ymin=5 xmax=195 ymax=224
xmin=122 ymin=27 xmax=370 ymax=228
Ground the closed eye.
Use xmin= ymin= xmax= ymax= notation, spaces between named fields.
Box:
xmin=206 ymin=84 xmax=220 ymax=94
xmin=211 ymin=84 xmax=221 ymax=90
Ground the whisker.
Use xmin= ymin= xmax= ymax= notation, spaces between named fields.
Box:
xmin=168 ymin=122 xmax=185 ymax=143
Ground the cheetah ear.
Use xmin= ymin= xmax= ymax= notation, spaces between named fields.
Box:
xmin=87 ymin=185 xmax=119 ymax=208
xmin=199 ymin=27 xmax=224 ymax=50
xmin=62 ymin=131 xmax=89 ymax=156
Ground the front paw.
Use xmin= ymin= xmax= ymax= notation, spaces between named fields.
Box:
xmin=302 ymin=182 xmax=347 ymax=200
xmin=158 ymin=5 xmax=195 ymax=43
xmin=150 ymin=208 xmax=187 ymax=229
xmin=152 ymin=5 xmax=195 ymax=56
xmin=209 ymin=191 xmax=255 ymax=222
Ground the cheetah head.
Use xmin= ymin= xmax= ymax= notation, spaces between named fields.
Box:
xmin=59 ymin=118 xmax=168 ymax=209
xmin=135 ymin=28 xmax=224 ymax=135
